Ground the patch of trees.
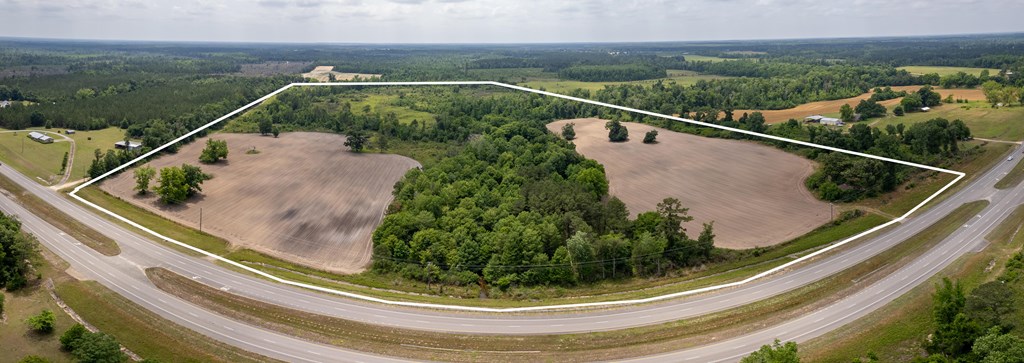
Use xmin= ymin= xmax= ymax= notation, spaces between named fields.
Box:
xmin=855 ymin=99 xmax=887 ymax=120
xmin=372 ymin=121 xmax=716 ymax=289
xmin=155 ymin=164 xmax=211 ymax=204
xmin=741 ymin=339 xmax=799 ymax=363
xmin=803 ymin=118 xmax=971 ymax=202
xmin=0 ymin=85 xmax=27 ymax=101
xmin=561 ymin=123 xmax=575 ymax=140
xmin=87 ymin=146 xmax=139 ymax=179
xmin=981 ymin=80 xmax=1023 ymax=107
xmin=643 ymin=129 xmax=658 ymax=144
xmin=605 ymin=120 xmax=629 ymax=142
xmin=0 ymin=211 xmax=39 ymax=290
xmin=867 ymin=86 xmax=908 ymax=102
xmin=558 ymin=64 xmax=665 ymax=82
xmin=61 ymin=324 xmax=127 ymax=363
xmin=199 ymin=139 xmax=228 ymax=163
xmin=900 ymin=86 xmax=942 ymax=112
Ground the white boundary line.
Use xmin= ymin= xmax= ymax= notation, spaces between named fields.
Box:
xmin=69 ymin=81 xmax=965 ymax=313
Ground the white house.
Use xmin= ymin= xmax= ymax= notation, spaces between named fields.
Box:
xmin=114 ymin=140 xmax=143 ymax=151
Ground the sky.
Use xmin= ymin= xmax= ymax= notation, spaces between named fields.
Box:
xmin=2 ymin=0 xmax=1024 ymax=44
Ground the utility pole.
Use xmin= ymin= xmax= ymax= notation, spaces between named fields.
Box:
xmin=830 ymin=203 xmax=834 ymax=222
xmin=199 ymin=208 xmax=203 ymax=232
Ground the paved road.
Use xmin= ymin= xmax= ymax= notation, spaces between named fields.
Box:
xmin=1 ymin=142 xmax=1021 ymax=362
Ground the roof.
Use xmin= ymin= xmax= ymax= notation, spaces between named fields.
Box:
xmin=0 ymin=100 xmax=10 ymax=107
xmin=115 ymin=140 xmax=143 ymax=148
xmin=28 ymin=131 xmax=53 ymax=141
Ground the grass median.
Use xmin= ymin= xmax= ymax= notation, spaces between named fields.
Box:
xmin=995 ymin=154 xmax=1024 ymax=189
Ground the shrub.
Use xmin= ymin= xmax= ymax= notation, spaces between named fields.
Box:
xmin=27 ymin=309 xmax=56 ymax=334
xmin=643 ymin=129 xmax=658 ymax=144
xmin=61 ymin=323 xmax=88 ymax=351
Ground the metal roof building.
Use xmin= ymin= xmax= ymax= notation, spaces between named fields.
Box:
xmin=28 ymin=131 xmax=54 ymax=144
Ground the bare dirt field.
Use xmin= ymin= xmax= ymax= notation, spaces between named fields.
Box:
xmin=301 ymin=65 xmax=382 ymax=82
xmin=733 ymin=86 xmax=986 ymax=124
xmin=100 ymin=132 xmax=419 ymax=273
xmin=548 ymin=118 xmax=830 ymax=249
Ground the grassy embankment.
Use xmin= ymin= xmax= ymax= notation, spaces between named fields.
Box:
xmin=0 ymin=130 xmax=69 ymax=185
xmin=803 ymin=202 xmax=1024 ymax=362
xmin=144 ymin=200 xmax=988 ymax=362
xmin=996 ymin=155 xmax=1024 ymax=189
xmin=897 ymin=66 xmax=1001 ymax=77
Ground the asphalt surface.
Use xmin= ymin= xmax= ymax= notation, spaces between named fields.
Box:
xmin=0 ymin=142 xmax=1021 ymax=362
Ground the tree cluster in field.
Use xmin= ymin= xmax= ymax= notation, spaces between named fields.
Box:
xmin=60 ymin=324 xmax=127 ymax=363
xmin=804 ymin=117 xmax=971 ymax=202
xmin=867 ymin=86 xmax=908 ymax=102
xmin=561 ymin=123 xmax=575 ymax=140
xmin=199 ymin=139 xmax=228 ymax=163
xmin=899 ymin=85 xmax=943 ymax=112
xmin=981 ymin=80 xmax=1024 ymax=107
xmin=0 ymin=211 xmax=39 ymax=291
xmin=605 ymin=120 xmax=629 ymax=142
xmin=87 ymin=146 xmax=139 ymax=179
xmin=154 ymin=164 xmax=211 ymax=204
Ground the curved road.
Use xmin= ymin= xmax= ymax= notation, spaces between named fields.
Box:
xmin=1 ymin=143 xmax=1022 ymax=361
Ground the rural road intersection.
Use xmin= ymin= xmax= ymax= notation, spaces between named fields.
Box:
xmin=1 ymin=141 xmax=1022 ymax=362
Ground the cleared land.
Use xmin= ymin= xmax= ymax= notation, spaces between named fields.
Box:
xmin=301 ymin=66 xmax=381 ymax=82
xmin=548 ymin=118 xmax=830 ymax=249
xmin=872 ymin=101 xmax=1024 ymax=141
xmin=0 ymin=130 xmax=70 ymax=185
xmin=734 ymin=86 xmax=986 ymax=124
xmin=65 ymin=127 xmax=133 ymax=180
xmin=898 ymin=66 xmax=1001 ymax=77
xmin=523 ymin=70 xmax=729 ymax=94
xmin=99 ymin=132 xmax=419 ymax=274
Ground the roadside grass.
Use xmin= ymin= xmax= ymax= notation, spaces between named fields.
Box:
xmin=897 ymin=66 xmax=1000 ymax=77
xmin=54 ymin=277 xmax=273 ymax=363
xmin=65 ymin=127 xmax=131 ymax=180
xmin=0 ymin=174 xmax=119 ymax=255
xmin=0 ymin=130 xmax=70 ymax=185
xmin=801 ymin=202 xmax=1024 ymax=362
xmin=872 ymin=101 xmax=1024 ymax=141
xmin=854 ymin=141 xmax=1013 ymax=217
xmin=995 ymin=154 xmax=1024 ymax=189
xmin=75 ymin=178 xmax=889 ymax=307
xmin=0 ymin=265 xmax=76 ymax=363
xmin=144 ymin=201 xmax=987 ymax=362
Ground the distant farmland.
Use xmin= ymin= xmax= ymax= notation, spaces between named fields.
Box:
xmin=733 ymin=86 xmax=987 ymax=124
xmin=548 ymin=118 xmax=830 ymax=249
xmin=100 ymin=132 xmax=419 ymax=273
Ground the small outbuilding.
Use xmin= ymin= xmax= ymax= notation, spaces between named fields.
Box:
xmin=114 ymin=140 xmax=143 ymax=151
xmin=28 ymin=131 xmax=54 ymax=144
xmin=65 ymin=129 xmax=76 ymax=135
xmin=0 ymin=100 xmax=10 ymax=108
xmin=920 ymin=107 xmax=931 ymax=112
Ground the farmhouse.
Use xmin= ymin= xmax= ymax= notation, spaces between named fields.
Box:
xmin=28 ymin=131 xmax=54 ymax=144
xmin=804 ymin=115 xmax=844 ymax=126
xmin=114 ymin=140 xmax=143 ymax=151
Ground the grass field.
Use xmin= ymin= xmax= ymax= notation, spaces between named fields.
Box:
xmin=871 ymin=101 xmax=1024 ymax=141
xmin=523 ymin=70 xmax=729 ymax=94
xmin=348 ymin=94 xmax=436 ymax=126
xmin=898 ymin=66 xmax=1001 ymax=77
xmin=65 ymin=127 xmax=131 ymax=180
xmin=0 ymin=130 xmax=69 ymax=185
xmin=802 ymin=202 xmax=1024 ymax=362
xmin=550 ymin=118 xmax=829 ymax=249
xmin=0 ymin=282 xmax=76 ymax=363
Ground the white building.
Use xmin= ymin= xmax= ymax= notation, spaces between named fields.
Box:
xmin=114 ymin=140 xmax=143 ymax=151
xmin=28 ymin=131 xmax=54 ymax=144
xmin=804 ymin=115 xmax=845 ymax=126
